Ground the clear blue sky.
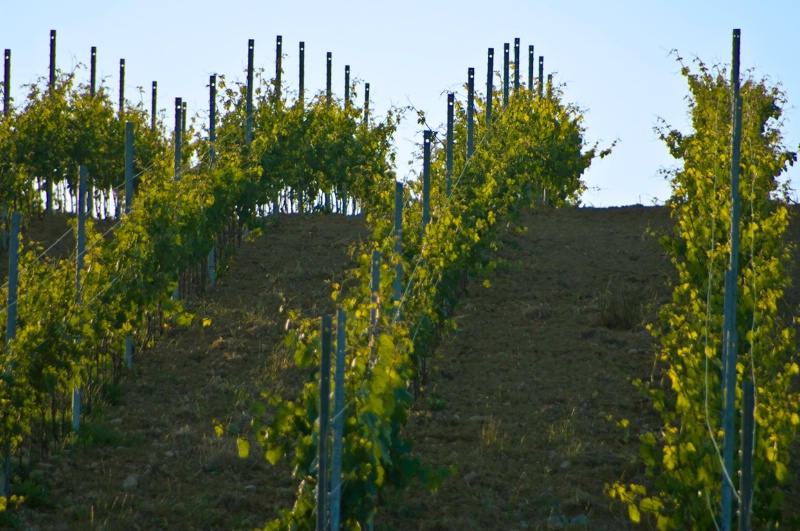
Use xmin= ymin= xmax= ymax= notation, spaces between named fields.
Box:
xmin=3 ymin=0 xmax=799 ymax=207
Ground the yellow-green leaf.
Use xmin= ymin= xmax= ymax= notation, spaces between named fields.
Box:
xmin=628 ymin=503 xmax=641 ymax=524
xmin=237 ymin=437 xmax=250 ymax=459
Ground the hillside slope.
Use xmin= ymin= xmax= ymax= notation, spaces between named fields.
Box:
xmin=382 ymin=205 xmax=800 ymax=530
xmin=10 ymin=205 xmax=800 ymax=530
xmin=14 ymin=214 xmax=371 ymax=530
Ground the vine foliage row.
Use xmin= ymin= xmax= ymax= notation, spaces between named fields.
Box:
xmin=609 ymin=56 xmax=799 ymax=529
xmin=0 ymin=48 xmax=396 ymax=514
xmin=255 ymin=73 xmax=611 ymax=529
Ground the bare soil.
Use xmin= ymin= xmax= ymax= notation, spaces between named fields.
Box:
xmin=7 ymin=206 xmax=800 ymax=530
xmin=380 ymin=206 xmax=675 ymax=530
xmin=12 ymin=214 xmax=372 ymax=530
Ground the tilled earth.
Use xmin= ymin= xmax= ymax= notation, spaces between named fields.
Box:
xmin=12 ymin=213 xmax=371 ymax=530
xmin=7 ymin=206 xmax=800 ymax=530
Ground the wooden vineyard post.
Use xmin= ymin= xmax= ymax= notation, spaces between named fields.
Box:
xmin=344 ymin=65 xmax=350 ymax=109
xmin=330 ymin=310 xmax=347 ymax=531
xmin=528 ymin=45 xmax=534 ymax=91
xmin=298 ymin=41 xmax=305 ymax=107
xmin=73 ymin=166 xmax=88 ymax=432
xmin=317 ymin=315 xmax=333 ymax=531
xmin=485 ymin=48 xmax=493 ymax=125
xmin=547 ymin=74 xmax=552 ymax=98
xmin=467 ymin=68 xmax=474 ymax=159
xmin=721 ymin=28 xmax=742 ymax=531
xmin=151 ymin=81 xmax=157 ymax=131
xmin=422 ymin=130 xmax=432 ymax=230
xmin=446 ymin=93 xmax=454 ymax=198
xmin=275 ymin=35 xmax=282 ymax=103
xmin=364 ymin=82 xmax=370 ymax=123
xmin=245 ymin=39 xmax=254 ymax=147
xmin=393 ymin=181 xmax=404 ymax=317
xmin=538 ymin=56 xmax=544 ymax=98
xmin=326 ymin=52 xmax=332 ymax=104
xmin=503 ymin=42 xmax=509 ymax=107
xmin=514 ymin=37 xmax=520 ymax=95
xmin=1 ymin=212 xmax=20 ymax=498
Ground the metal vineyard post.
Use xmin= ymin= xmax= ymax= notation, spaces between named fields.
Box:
xmin=344 ymin=65 xmax=350 ymax=109
xmin=275 ymin=35 xmax=282 ymax=103
xmin=721 ymin=27 xmax=743 ymax=531
xmin=90 ymin=47 xmax=96 ymax=98
xmin=423 ymin=130 xmax=432 ymax=229
xmin=394 ymin=181 xmax=404 ymax=316
xmin=46 ymin=30 xmax=56 ymax=215
xmin=446 ymin=93 xmax=454 ymax=197
xmin=1 ymin=212 xmax=20 ymax=498
xmin=528 ymin=45 xmax=534 ymax=91
xmin=125 ymin=122 xmax=134 ymax=214
xmin=370 ymin=251 xmax=381 ymax=335
xmin=209 ymin=75 xmax=217 ymax=286
xmin=299 ymin=41 xmax=305 ymax=107
xmin=119 ymin=59 xmax=125 ymax=116
xmin=364 ymin=82 xmax=370 ymax=123
xmin=467 ymin=68 xmax=474 ymax=159
xmin=326 ymin=52 xmax=332 ymax=104
xmin=503 ymin=43 xmax=509 ymax=106
xmin=49 ymin=30 xmax=56 ymax=89
xmin=538 ymin=56 xmax=544 ymax=98
xmin=151 ymin=81 xmax=157 ymax=131
xmin=486 ymin=48 xmax=493 ymax=124
xmin=245 ymin=39 xmax=254 ymax=147
xmin=73 ymin=166 xmax=88 ymax=432
xmin=174 ymin=97 xmax=182 ymax=181
xmin=318 ymin=315 xmax=333 ymax=531
xmin=514 ymin=38 xmax=520 ymax=94
xmin=330 ymin=310 xmax=347 ymax=531
xmin=3 ymin=49 xmax=10 ymax=116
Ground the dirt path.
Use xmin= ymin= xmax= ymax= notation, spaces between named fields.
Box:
xmin=381 ymin=206 xmax=676 ymax=530
xmin=16 ymin=214 xmax=371 ymax=530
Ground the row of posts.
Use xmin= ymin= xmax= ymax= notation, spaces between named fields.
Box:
xmin=0 ymin=126 xmax=138 ymax=495
xmin=1 ymin=32 xmax=370 ymax=151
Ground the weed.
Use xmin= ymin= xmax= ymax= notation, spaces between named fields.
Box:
xmin=102 ymin=382 xmax=124 ymax=406
xmin=11 ymin=476 xmax=52 ymax=509
xmin=598 ymin=279 xmax=641 ymax=330
xmin=68 ymin=421 xmax=141 ymax=449
xmin=480 ymin=416 xmax=508 ymax=450
xmin=428 ymin=393 xmax=447 ymax=412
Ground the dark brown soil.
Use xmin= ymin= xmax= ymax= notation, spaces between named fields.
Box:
xmin=380 ymin=206 xmax=675 ymax=530
xmin=12 ymin=213 xmax=372 ymax=530
xmin=7 ymin=206 xmax=800 ymax=530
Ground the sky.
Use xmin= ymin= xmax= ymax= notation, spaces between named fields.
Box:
xmin=2 ymin=0 xmax=799 ymax=207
